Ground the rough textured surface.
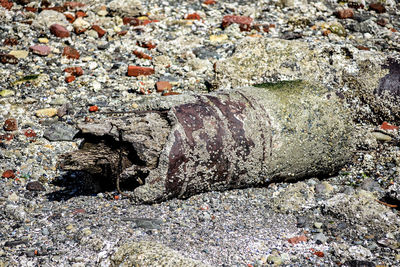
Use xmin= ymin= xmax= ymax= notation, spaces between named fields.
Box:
xmin=110 ymin=241 xmax=207 ymax=267
xmin=62 ymin=81 xmax=354 ymax=203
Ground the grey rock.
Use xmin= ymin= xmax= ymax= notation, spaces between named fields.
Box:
xmin=313 ymin=233 xmax=328 ymax=244
xmin=43 ymin=122 xmax=79 ymax=141
xmin=32 ymin=10 xmax=69 ymax=29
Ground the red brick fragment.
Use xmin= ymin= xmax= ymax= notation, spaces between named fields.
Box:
xmin=2 ymin=170 xmax=15 ymax=179
xmin=377 ymin=18 xmax=389 ymax=27
xmin=123 ymin=17 xmax=140 ymax=26
xmin=3 ymin=118 xmax=17 ymax=131
xmin=42 ymin=6 xmax=66 ymax=13
xmin=65 ymin=13 xmax=75 ymax=23
xmin=222 ymin=15 xmax=253 ymax=31
xmin=186 ymin=13 xmax=201 ymax=20
xmin=0 ymin=54 xmax=18 ymax=64
xmin=162 ymin=91 xmax=181 ymax=96
xmin=64 ymin=1 xmax=85 ymax=9
xmin=29 ymin=45 xmax=51 ymax=56
xmin=132 ymin=50 xmax=152 ymax=60
xmin=137 ymin=41 xmax=156 ymax=50
xmin=141 ymin=19 xmax=159 ymax=26
xmin=156 ymin=81 xmax=172 ymax=92
xmin=252 ymin=24 xmax=269 ymax=33
xmin=369 ymin=3 xmax=386 ymax=13
xmin=356 ymin=45 xmax=370 ymax=51
xmin=117 ymin=31 xmax=128 ymax=36
xmin=88 ymin=105 xmax=98 ymax=112
xmin=0 ymin=133 xmax=13 ymax=141
xmin=390 ymin=28 xmax=397 ymax=32
xmin=3 ymin=38 xmax=18 ymax=46
xmin=71 ymin=208 xmax=86 ymax=214
xmin=50 ymin=24 xmax=70 ymax=38
xmin=0 ymin=0 xmax=13 ymax=10
xmin=203 ymin=0 xmax=216 ymax=4
xmin=288 ymin=235 xmax=307 ymax=245
xmin=336 ymin=8 xmax=354 ymax=19
xmin=24 ymin=129 xmax=36 ymax=138
xmin=24 ymin=6 xmax=37 ymax=12
xmin=75 ymin=10 xmax=87 ymax=18
xmin=65 ymin=75 xmax=75 ymax=83
xmin=380 ymin=121 xmax=398 ymax=131
xmin=127 ymin=66 xmax=155 ymax=77
xmin=64 ymin=66 xmax=83 ymax=76
xmin=63 ymin=46 xmax=80 ymax=59
xmin=314 ymin=251 xmax=324 ymax=257
xmin=92 ymin=25 xmax=106 ymax=38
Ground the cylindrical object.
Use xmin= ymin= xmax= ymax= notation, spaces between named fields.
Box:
xmin=61 ymin=81 xmax=354 ymax=203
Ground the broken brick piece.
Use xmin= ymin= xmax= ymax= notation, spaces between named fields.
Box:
xmin=123 ymin=17 xmax=140 ymax=26
xmin=132 ymin=50 xmax=152 ymax=60
xmin=65 ymin=13 xmax=76 ymax=23
xmin=63 ymin=46 xmax=80 ymax=59
xmin=137 ymin=41 xmax=156 ymax=50
xmin=336 ymin=8 xmax=354 ymax=19
xmin=4 ymin=38 xmax=18 ymax=46
xmin=0 ymin=0 xmax=12 ymax=10
xmin=380 ymin=121 xmax=399 ymax=131
xmin=92 ymin=25 xmax=106 ymax=38
xmin=64 ymin=1 xmax=85 ymax=9
xmin=222 ymin=15 xmax=253 ymax=31
xmin=2 ymin=170 xmax=15 ymax=179
xmin=185 ymin=13 xmax=201 ymax=20
xmin=369 ymin=3 xmax=386 ymax=13
xmin=127 ymin=66 xmax=155 ymax=77
xmin=65 ymin=75 xmax=76 ymax=83
xmin=288 ymin=235 xmax=308 ymax=245
xmin=88 ymin=105 xmax=98 ymax=112
xmin=75 ymin=10 xmax=87 ymax=18
xmin=203 ymin=0 xmax=216 ymax=4
xmin=64 ymin=66 xmax=83 ymax=76
xmin=3 ymin=118 xmax=17 ymax=131
xmin=156 ymin=81 xmax=172 ymax=92
xmin=50 ymin=24 xmax=70 ymax=38
xmin=0 ymin=54 xmax=18 ymax=64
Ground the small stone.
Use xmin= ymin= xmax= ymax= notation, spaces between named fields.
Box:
xmin=329 ymin=23 xmax=347 ymax=37
xmin=0 ymin=0 xmax=12 ymax=10
xmin=8 ymin=50 xmax=28 ymax=59
xmin=63 ymin=1 xmax=85 ymax=9
xmin=8 ymin=192 xmax=19 ymax=202
xmin=50 ymin=24 xmax=70 ymax=38
xmin=313 ymin=233 xmax=328 ymax=244
xmin=336 ymin=8 xmax=354 ymax=19
xmin=127 ymin=66 xmax=155 ymax=77
xmin=203 ymin=0 xmax=216 ymax=4
xmin=3 ymin=118 xmax=17 ymax=131
xmin=26 ymin=181 xmax=46 ymax=191
xmin=132 ymin=50 xmax=152 ymax=60
xmin=65 ymin=75 xmax=76 ymax=83
xmin=73 ymin=17 xmax=90 ymax=34
xmin=24 ymin=129 xmax=36 ymax=138
xmin=38 ymin=38 xmax=49 ymax=43
xmin=222 ymin=15 xmax=253 ymax=31
xmin=43 ymin=122 xmax=79 ymax=141
xmin=369 ymin=3 xmax=386 ymax=13
xmin=81 ymin=228 xmax=92 ymax=236
xmin=63 ymin=46 xmax=80 ymax=59
xmin=2 ymin=170 xmax=15 ymax=179
xmin=267 ymin=255 xmax=282 ymax=265
xmin=29 ymin=45 xmax=51 ymax=56
xmin=372 ymin=131 xmax=392 ymax=142
xmin=97 ymin=6 xmax=108 ymax=16
xmin=91 ymin=25 xmax=106 ymax=38
xmin=210 ymin=34 xmax=228 ymax=42
xmin=288 ymin=235 xmax=307 ymax=244
xmin=92 ymin=81 xmax=101 ymax=91
xmin=3 ymin=38 xmax=18 ymax=46
xmin=35 ymin=108 xmax=58 ymax=117
xmin=162 ymin=91 xmax=181 ymax=96
xmin=156 ymin=81 xmax=172 ymax=92
xmin=314 ymin=222 xmax=323 ymax=229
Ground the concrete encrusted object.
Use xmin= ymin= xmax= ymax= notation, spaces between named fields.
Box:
xmin=324 ymin=189 xmax=400 ymax=233
xmin=110 ymin=241 xmax=207 ymax=267
xmin=213 ymin=37 xmax=400 ymax=123
xmin=61 ymin=81 xmax=355 ymax=203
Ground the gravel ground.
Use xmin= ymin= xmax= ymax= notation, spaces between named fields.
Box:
xmin=1 ymin=0 xmax=400 ymax=266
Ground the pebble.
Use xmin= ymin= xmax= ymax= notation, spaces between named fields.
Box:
xmin=372 ymin=131 xmax=392 ymax=142
xmin=313 ymin=233 xmax=328 ymax=244
xmin=8 ymin=50 xmax=29 ymax=59
xmin=3 ymin=118 xmax=18 ymax=131
xmin=35 ymin=108 xmax=58 ymax=118
xmin=26 ymin=181 xmax=46 ymax=191
xmin=50 ymin=24 xmax=70 ymax=38
xmin=29 ymin=45 xmax=51 ymax=56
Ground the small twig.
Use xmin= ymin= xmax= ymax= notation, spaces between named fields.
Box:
xmin=375 ymin=199 xmax=398 ymax=208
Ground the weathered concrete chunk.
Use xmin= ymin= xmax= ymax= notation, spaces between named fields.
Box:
xmin=61 ymin=81 xmax=355 ymax=203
